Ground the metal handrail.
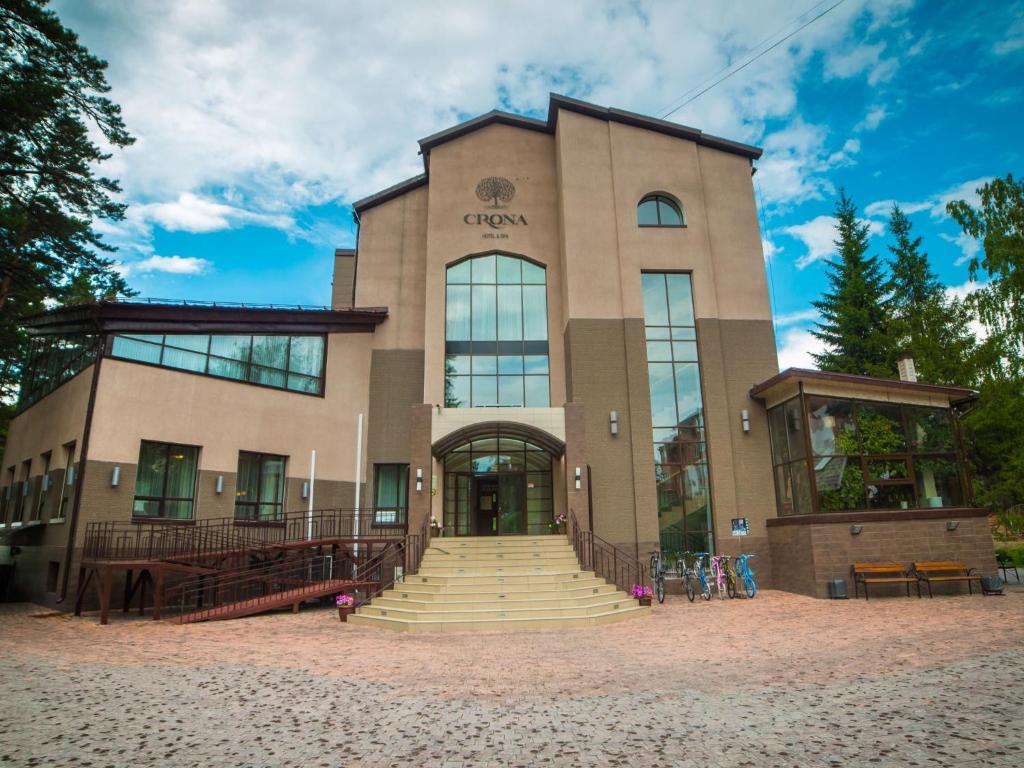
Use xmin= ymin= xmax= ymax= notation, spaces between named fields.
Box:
xmin=568 ymin=508 xmax=647 ymax=594
xmin=83 ymin=508 xmax=409 ymax=563
xmin=404 ymin=514 xmax=431 ymax=576
xmin=353 ymin=542 xmax=408 ymax=603
xmin=168 ymin=554 xmax=362 ymax=622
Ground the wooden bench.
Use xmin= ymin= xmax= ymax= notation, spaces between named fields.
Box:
xmin=851 ymin=563 xmax=919 ymax=599
xmin=912 ymin=561 xmax=982 ymax=597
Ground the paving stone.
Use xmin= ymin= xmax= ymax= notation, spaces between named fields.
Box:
xmin=0 ymin=591 xmax=1022 ymax=766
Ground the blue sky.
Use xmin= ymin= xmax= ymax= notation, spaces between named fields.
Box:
xmin=56 ymin=0 xmax=1024 ymax=368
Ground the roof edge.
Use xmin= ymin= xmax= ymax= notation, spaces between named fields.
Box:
xmin=749 ymin=367 xmax=978 ymax=401
xmin=351 ymin=173 xmax=428 ymax=215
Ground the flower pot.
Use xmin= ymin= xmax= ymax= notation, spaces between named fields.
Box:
xmin=338 ymin=606 xmax=355 ymax=622
xmin=430 ymin=525 xmax=441 ymax=538
xmin=637 ymin=596 xmax=652 ymax=606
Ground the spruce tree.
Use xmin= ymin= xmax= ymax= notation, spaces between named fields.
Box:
xmin=811 ymin=190 xmax=896 ymax=377
xmin=886 ymin=204 xmax=976 ymax=386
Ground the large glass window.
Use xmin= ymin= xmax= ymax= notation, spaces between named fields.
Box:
xmin=109 ymin=334 xmax=325 ymax=395
xmin=768 ymin=397 xmax=965 ymax=515
xmin=234 ymin=452 xmax=287 ymax=522
xmin=642 ymin=272 xmax=711 ymax=554
xmin=373 ymin=464 xmax=408 ymax=526
xmin=17 ymin=334 xmax=99 ymax=409
xmin=132 ymin=441 xmax=199 ymax=520
xmin=445 ymin=254 xmax=549 ymax=408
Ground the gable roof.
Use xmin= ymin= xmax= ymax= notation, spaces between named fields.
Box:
xmin=352 ymin=93 xmax=762 ymax=215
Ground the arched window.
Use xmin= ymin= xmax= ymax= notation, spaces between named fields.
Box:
xmin=444 ymin=254 xmax=549 ymax=408
xmin=637 ymin=194 xmax=685 ymax=227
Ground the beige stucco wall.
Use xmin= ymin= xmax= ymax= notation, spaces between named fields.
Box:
xmin=87 ymin=333 xmax=374 ymax=485
xmin=2 ymin=366 xmax=92 ymax=473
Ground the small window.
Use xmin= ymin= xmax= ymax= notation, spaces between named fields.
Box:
xmin=132 ymin=441 xmax=199 ymax=520
xmin=234 ymin=452 xmax=287 ymax=522
xmin=373 ymin=464 xmax=408 ymax=526
xmin=55 ymin=442 xmax=75 ymax=520
xmin=637 ymin=195 xmax=685 ymax=227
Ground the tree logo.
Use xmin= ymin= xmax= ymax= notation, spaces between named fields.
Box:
xmin=475 ymin=177 xmax=515 ymax=208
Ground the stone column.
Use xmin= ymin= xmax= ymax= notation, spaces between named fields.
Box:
xmin=407 ymin=404 xmax=434 ymax=534
xmin=564 ymin=402 xmax=590 ymax=532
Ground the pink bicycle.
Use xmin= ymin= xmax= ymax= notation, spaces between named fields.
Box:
xmin=710 ymin=555 xmax=736 ymax=600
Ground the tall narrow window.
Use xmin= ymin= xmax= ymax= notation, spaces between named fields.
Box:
xmin=34 ymin=452 xmax=51 ymax=521
xmin=55 ymin=442 xmax=75 ymax=521
xmin=373 ymin=464 xmax=408 ymax=526
xmin=12 ymin=459 xmax=31 ymax=524
xmin=132 ymin=441 xmax=199 ymax=520
xmin=0 ymin=467 xmax=12 ymax=524
xmin=445 ymin=254 xmax=549 ymax=408
xmin=641 ymin=272 xmax=712 ymax=554
xmin=234 ymin=452 xmax=287 ymax=522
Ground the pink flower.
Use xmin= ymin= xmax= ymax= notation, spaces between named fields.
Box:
xmin=336 ymin=594 xmax=354 ymax=607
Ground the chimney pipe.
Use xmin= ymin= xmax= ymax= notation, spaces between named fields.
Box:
xmin=897 ymin=353 xmax=918 ymax=383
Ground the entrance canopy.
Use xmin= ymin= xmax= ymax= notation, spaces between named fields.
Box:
xmin=432 ymin=421 xmax=564 ymax=458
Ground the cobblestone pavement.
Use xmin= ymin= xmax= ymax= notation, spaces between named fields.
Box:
xmin=1 ymin=589 xmax=1022 ymax=767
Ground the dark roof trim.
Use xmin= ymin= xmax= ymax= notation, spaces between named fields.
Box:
xmin=351 ymin=173 xmax=428 ymax=215
xmin=21 ymin=300 xmax=388 ymax=337
xmin=765 ymin=506 xmax=987 ymax=528
xmin=353 ymin=93 xmax=763 ymax=215
xmin=432 ymin=420 xmax=565 ymax=458
xmin=749 ymin=367 xmax=977 ymax=402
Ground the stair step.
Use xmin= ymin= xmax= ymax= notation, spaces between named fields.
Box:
xmin=380 ymin=582 xmax=617 ymax=601
xmin=429 ymin=536 xmax=569 ymax=550
xmin=346 ymin=605 xmax=650 ymax=633
xmin=368 ymin=592 xmax=634 ymax=614
xmin=406 ymin=570 xmax=595 ymax=586
xmin=387 ymin=577 xmax=609 ymax=595
xmin=418 ymin=562 xmax=581 ymax=576
xmin=422 ymin=549 xmax=575 ymax=563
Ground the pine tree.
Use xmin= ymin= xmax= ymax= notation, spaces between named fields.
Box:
xmin=886 ymin=204 xmax=976 ymax=386
xmin=811 ymin=190 xmax=896 ymax=377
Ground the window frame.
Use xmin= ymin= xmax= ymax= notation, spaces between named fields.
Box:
xmin=444 ymin=253 xmax=550 ymax=409
xmin=131 ymin=440 xmax=200 ymax=521
xmin=107 ymin=333 xmax=328 ymax=397
xmin=233 ymin=451 xmax=288 ymax=523
xmin=372 ymin=463 xmax=409 ymax=528
xmin=637 ymin=194 xmax=686 ymax=228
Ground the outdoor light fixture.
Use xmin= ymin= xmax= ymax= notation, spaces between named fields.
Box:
xmin=41 ymin=475 xmax=50 ymax=492
xmin=435 ymin=404 xmax=441 ymax=414
xmin=741 ymin=409 xmax=751 ymax=433
xmin=849 ymin=524 xmax=864 ymax=535
xmin=610 ymin=410 xmax=618 ymax=436
xmin=215 ymin=475 xmax=224 ymax=494
xmin=111 ymin=466 xmax=121 ymax=487
xmin=946 ymin=520 xmax=960 ymax=532
xmin=574 ymin=467 xmax=582 ymax=491
xmin=301 ymin=481 xmax=309 ymax=499
xmin=416 ymin=468 xmax=423 ymax=493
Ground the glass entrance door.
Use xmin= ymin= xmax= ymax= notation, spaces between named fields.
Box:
xmin=471 ymin=473 xmax=525 ymax=535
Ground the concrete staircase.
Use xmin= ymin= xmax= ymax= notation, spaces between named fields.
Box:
xmin=347 ymin=535 xmax=649 ymax=632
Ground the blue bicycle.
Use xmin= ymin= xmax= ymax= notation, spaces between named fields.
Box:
xmin=734 ymin=553 xmax=758 ymax=599
xmin=683 ymin=551 xmax=712 ymax=602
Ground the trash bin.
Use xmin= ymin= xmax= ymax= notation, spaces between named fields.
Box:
xmin=828 ymin=578 xmax=848 ymax=599
xmin=980 ymin=575 xmax=1004 ymax=595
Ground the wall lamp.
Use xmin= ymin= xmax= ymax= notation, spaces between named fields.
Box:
xmin=216 ymin=475 xmax=225 ymax=495
xmin=849 ymin=524 xmax=864 ymax=536
xmin=435 ymin=404 xmax=442 ymax=414
xmin=946 ymin=520 xmax=960 ymax=532
xmin=741 ymin=409 xmax=751 ymax=434
xmin=416 ymin=468 xmax=423 ymax=493
xmin=301 ymin=481 xmax=309 ymax=499
xmin=111 ymin=466 xmax=121 ymax=487
xmin=574 ymin=467 xmax=582 ymax=491
xmin=610 ymin=410 xmax=619 ymax=436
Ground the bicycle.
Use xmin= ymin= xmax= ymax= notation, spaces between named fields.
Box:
xmin=688 ymin=551 xmax=712 ymax=601
xmin=710 ymin=554 xmax=737 ymax=600
xmin=648 ymin=550 xmax=666 ymax=604
xmin=734 ymin=553 xmax=758 ymax=599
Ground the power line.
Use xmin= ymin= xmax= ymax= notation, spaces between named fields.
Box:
xmin=660 ymin=0 xmax=848 ymax=120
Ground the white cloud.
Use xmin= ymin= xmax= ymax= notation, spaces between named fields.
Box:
xmin=49 ymin=0 xmax=916 ymax=259
xmin=854 ymin=105 xmax=888 ymax=132
xmin=776 ymin=326 xmax=822 ymax=370
xmin=865 ymin=177 xmax=993 ymax=221
xmin=944 ymin=280 xmax=988 ymax=341
xmin=780 ymin=215 xmax=884 ymax=269
xmin=118 ymin=255 xmax=212 ymax=276
xmin=939 ymin=232 xmax=981 ymax=266
xmin=993 ymin=18 xmax=1024 ymax=55
xmin=132 ymin=193 xmax=294 ymax=234
xmin=761 ymin=237 xmax=778 ymax=262
xmin=823 ymin=41 xmax=899 ymax=85
xmin=775 ymin=308 xmax=819 ymax=327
